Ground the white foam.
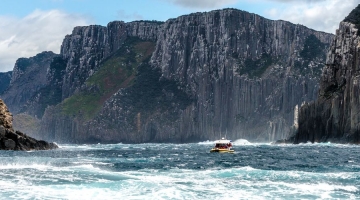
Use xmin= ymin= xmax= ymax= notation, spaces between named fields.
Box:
xmin=0 ymin=163 xmax=49 ymax=170
xmin=199 ymin=139 xmax=254 ymax=145
xmin=232 ymin=138 xmax=252 ymax=145
xmin=1 ymin=143 xmax=359 ymax=199
xmin=0 ymin=165 xmax=357 ymax=199
xmin=198 ymin=140 xmax=215 ymax=145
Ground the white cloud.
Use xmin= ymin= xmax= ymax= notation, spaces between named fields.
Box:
xmin=0 ymin=9 xmax=92 ymax=72
xmin=166 ymin=0 xmax=357 ymax=34
xmin=269 ymin=0 xmax=326 ymax=2
xmin=169 ymin=0 xmax=238 ymax=9
xmin=117 ymin=10 xmax=144 ymax=21
xmin=263 ymin=0 xmax=358 ymax=34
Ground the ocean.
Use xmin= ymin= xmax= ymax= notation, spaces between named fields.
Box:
xmin=0 ymin=140 xmax=359 ymax=199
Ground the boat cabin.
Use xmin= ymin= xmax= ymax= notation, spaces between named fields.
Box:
xmin=210 ymin=138 xmax=234 ymax=153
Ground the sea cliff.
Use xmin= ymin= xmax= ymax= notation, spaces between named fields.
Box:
xmin=1 ymin=9 xmax=334 ymax=143
xmin=294 ymin=5 xmax=360 ymax=143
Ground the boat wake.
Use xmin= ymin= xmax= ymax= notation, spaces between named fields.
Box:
xmin=232 ymin=139 xmax=252 ymax=145
xmin=199 ymin=139 xmax=253 ymax=146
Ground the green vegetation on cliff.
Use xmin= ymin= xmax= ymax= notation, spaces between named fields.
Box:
xmin=16 ymin=58 xmax=31 ymax=71
xmin=50 ymin=56 xmax=67 ymax=79
xmin=344 ymin=4 xmax=360 ymax=34
xmin=300 ymin=34 xmax=325 ymax=61
xmin=125 ymin=60 xmax=193 ymax=120
xmin=237 ymin=53 xmax=275 ymax=78
xmin=294 ymin=34 xmax=325 ymax=76
xmin=61 ymin=37 xmax=156 ymax=120
xmin=86 ymin=37 xmax=155 ymax=91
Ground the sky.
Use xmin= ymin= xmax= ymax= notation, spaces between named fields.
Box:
xmin=0 ymin=0 xmax=358 ymax=72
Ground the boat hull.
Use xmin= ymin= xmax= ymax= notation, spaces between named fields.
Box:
xmin=210 ymin=148 xmax=234 ymax=153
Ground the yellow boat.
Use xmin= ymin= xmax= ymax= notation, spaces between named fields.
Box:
xmin=210 ymin=138 xmax=234 ymax=153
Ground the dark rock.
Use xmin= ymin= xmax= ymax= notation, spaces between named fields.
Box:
xmin=294 ymin=4 xmax=360 ymax=144
xmin=0 ymin=99 xmax=58 ymax=150
xmin=0 ymin=71 xmax=12 ymax=95
xmin=0 ymin=125 xmax=5 ymax=138
xmin=3 ymin=139 xmax=15 ymax=150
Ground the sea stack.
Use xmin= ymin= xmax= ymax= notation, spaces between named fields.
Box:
xmin=0 ymin=99 xmax=58 ymax=150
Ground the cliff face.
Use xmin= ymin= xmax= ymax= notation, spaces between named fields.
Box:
xmin=5 ymin=21 xmax=162 ymax=137
xmin=295 ymin=5 xmax=360 ymax=143
xmin=0 ymin=71 xmax=12 ymax=95
xmin=37 ymin=9 xmax=334 ymax=143
xmin=0 ymin=52 xmax=57 ymax=114
xmin=145 ymin=9 xmax=333 ymax=142
xmin=60 ymin=21 xmax=161 ymax=99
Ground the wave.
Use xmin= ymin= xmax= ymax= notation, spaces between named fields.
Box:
xmin=232 ymin=139 xmax=252 ymax=145
xmin=198 ymin=139 xmax=253 ymax=145
xmin=199 ymin=138 xmax=274 ymax=146
xmin=197 ymin=140 xmax=214 ymax=145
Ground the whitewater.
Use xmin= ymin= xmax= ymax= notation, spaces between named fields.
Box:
xmin=0 ymin=140 xmax=359 ymax=199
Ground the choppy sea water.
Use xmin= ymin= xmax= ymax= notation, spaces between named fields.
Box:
xmin=0 ymin=140 xmax=360 ymax=199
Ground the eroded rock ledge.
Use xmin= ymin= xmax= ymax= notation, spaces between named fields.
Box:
xmin=0 ymin=99 xmax=58 ymax=150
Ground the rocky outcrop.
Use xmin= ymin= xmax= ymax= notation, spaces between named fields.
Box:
xmin=0 ymin=99 xmax=57 ymax=150
xmin=36 ymin=9 xmax=334 ymax=143
xmin=294 ymin=5 xmax=360 ymax=144
xmin=0 ymin=99 xmax=13 ymax=130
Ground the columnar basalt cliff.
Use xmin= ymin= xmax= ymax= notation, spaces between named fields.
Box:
xmin=2 ymin=9 xmax=335 ymax=143
xmin=0 ymin=99 xmax=57 ymax=150
xmin=2 ymin=21 xmax=162 ymax=137
xmin=60 ymin=21 xmax=161 ymax=99
xmin=143 ymin=10 xmax=333 ymax=142
xmin=35 ymin=9 xmax=334 ymax=143
xmin=294 ymin=5 xmax=360 ymax=144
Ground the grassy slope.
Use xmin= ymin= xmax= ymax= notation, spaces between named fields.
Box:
xmin=61 ymin=37 xmax=156 ymax=120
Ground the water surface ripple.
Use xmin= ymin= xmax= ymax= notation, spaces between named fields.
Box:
xmin=0 ymin=141 xmax=359 ymax=199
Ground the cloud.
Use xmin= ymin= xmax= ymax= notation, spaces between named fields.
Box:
xmin=165 ymin=0 xmax=357 ymax=33
xmin=263 ymin=0 xmax=358 ymax=33
xmin=0 ymin=9 xmax=92 ymax=72
xmin=117 ymin=10 xmax=144 ymax=21
xmin=268 ymin=0 xmax=326 ymax=2
xmin=168 ymin=0 xmax=238 ymax=9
